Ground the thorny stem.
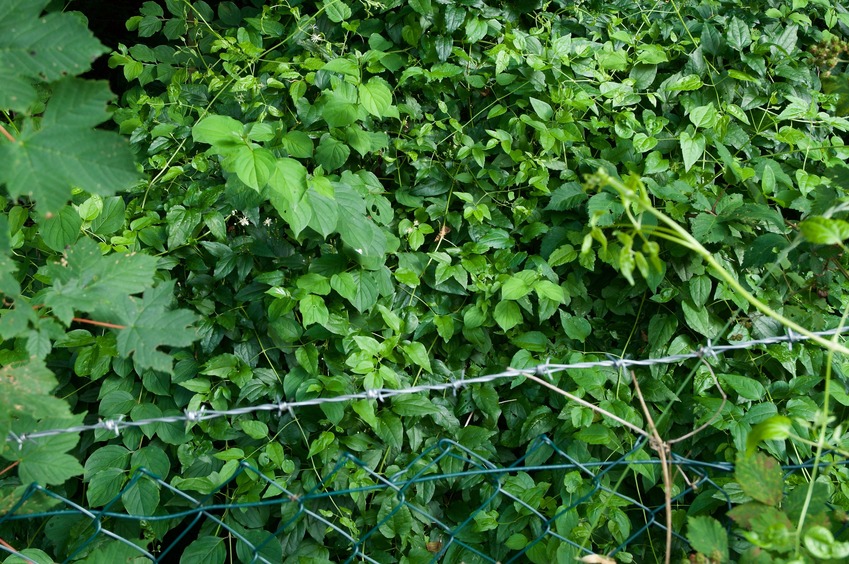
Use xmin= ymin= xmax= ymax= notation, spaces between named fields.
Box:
xmin=601 ymin=172 xmax=849 ymax=356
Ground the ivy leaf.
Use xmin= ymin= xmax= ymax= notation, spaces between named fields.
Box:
xmin=180 ymin=536 xmax=226 ymax=564
xmin=0 ymin=79 xmax=140 ymax=214
xmin=113 ymin=281 xmax=198 ymax=374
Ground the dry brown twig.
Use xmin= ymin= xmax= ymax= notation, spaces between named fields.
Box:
xmin=521 ymin=358 xmax=728 ymax=564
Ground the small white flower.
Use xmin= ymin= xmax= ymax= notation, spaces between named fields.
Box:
xmin=238 ymin=216 xmax=250 ymax=226
xmin=263 ymin=217 xmax=273 ymax=226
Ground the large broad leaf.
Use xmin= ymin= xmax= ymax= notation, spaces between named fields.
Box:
xmin=223 ymin=145 xmax=276 ymax=190
xmin=0 ymin=79 xmax=139 ymax=213
xmin=266 ymin=158 xmax=311 ymax=236
xmin=334 ymin=181 xmax=386 ymax=259
xmin=358 ymin=77 xmax=394 ymax=118
xmin=330 ymin=270 xmax=379 ymax=312
xmin=0 ymin=0 xmax=106 ymax=110
xmin=192 ymin=114 xmax=244 ymax=149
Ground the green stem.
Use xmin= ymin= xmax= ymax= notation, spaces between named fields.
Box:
xmin=602 ymin=172 xmax=849 ymax=356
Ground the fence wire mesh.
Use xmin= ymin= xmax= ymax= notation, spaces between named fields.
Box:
xmin=2 ymin=328 xmax=849 ymax=563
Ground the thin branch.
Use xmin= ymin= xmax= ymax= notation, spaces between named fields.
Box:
xmin=71 ymin=317 xmax=126 ymax=330
xmin=631 ymin=370 xmax=673 ymax=564
xmin=522 ymin=372 xmax=650 ymax=439
xmin=0 ymin=124 xmax=15 ymax=143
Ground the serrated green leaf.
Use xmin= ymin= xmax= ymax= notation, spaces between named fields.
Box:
xmin=42 ymin=238 xmax=158 ymax=325
xmin=0 ymin=5 xmax=106 ymax=84
xmin=0 ymin=79 xmax=140 ymax=213
xmin=735 ymin=451 xmax=783 ymax=506
xmin=113 ymin=281 xmax=198 ymax=373
xmin=687 ymin=516 xmax=729 ymax=561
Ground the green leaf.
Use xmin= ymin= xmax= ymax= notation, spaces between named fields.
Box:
xmin=84 ymin=445 xmax=131 ymax=479
xmin=17 ymin=450 xmax=84 ymax=486
xmin=223 ymin=146 xmax=276 ymax=190
xmin=358 ymin=78 xmax=393 ymax=118
xmin=38 ymin=205 xmax=81 ymax=252
xmin=180 ymin=536 xmax=226 ymax=564
xmin=323 ymin=0 xmax=351 ymax=23
xmin=0 ymin=4 xmax=106 ymax=85
xmin=682 ymin=300 xmax=721 ymax=339
xmin=300 ymin=294 xmax=329 ymax=326
xmin=86 ymin=467 xmax=126 ymax=506
xmin=687 ymin=516 xmax=729 ymax=562
xmin=330 ymin=271 xmax=379 ymax=312
xmin=266 ymin=158 xmax=310 ymax=236
xmin=42 ymin=238 xmax=158 ymax=324
xmin=0 ymin=79 xmax=140 ymax=214
xmin=493 ymin=300 xmax=522 ymax=331
xmin=121 ymin=478 xmax=159 ymax=515
xmin=308 ymin=431 xmax=336 ymax=457
xmin=529 ymin=97 xmax=554 ymax=120
xmin=315 ymin=135 xmax=350 ymax=171
xmin=561 ymin=313 xmax=591 ymax=342
xmin=719 ymin=373 xmax=766 ymax=401
xmin=800 ymin=216 xmax=849 ymax=246
xmin=746 ymin=415 xmax=793 ymax=455
xmin=735 ymin=451 xmax=783 ymax=506
xmin=680 ymin=131 xmax=705 ymax=172
xmin=402 ymin=341 xmax=432 ymax=373
xmin=502 ymin=271 xmax=537 ymax=300
xmin=377 ymin=497 xmax=413 ymax=539
xmin=113 ymin=281 xmax=198 ymax=374
xmin=191 ymin=115 xmax=243 ymax=148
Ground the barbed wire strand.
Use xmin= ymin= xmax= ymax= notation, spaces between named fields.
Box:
xmin=6 ymin=326 xmax=848 ymax=446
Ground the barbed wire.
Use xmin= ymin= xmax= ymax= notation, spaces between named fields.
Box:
xmin=7 ymin=326 xmax=848 ymax=447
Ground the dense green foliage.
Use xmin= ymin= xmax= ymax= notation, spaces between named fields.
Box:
xmin=4 ymin=0 xmax=849 ymax=561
